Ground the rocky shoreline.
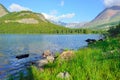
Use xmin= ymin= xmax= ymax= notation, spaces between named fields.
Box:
xmin=0 ymin=49 xmax=74 ymax=80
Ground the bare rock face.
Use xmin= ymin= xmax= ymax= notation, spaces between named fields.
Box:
xmin=5 ymin=18 xmax=39 ymax=24
xmin=57 ymin=72 xmax=71 ymax=80
xmin=0 ymin=4 xmax=8 ymax=17
xmin=17 ymin=18 xmax=39 ymax=24
xmin=59 ymin=51 xmax=74 ymax=60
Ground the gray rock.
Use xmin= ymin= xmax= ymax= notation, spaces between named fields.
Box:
xmin=36 ymin=59 xmax=48 ymax=68
xmin=57 ymin=72 xmax=71 ymax=80
xmin=46 ymin=55 xmax=55 ymax=63
xmin=42 ymin=50 xmax=52 ymax=58
xmin=59 ymin=51 xmax=74 ymax=60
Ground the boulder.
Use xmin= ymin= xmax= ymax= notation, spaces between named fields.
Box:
xmin=57 ymin=71 xmax=71 ymax=80
xmin=36 ymin=59 xmax=48 ymax=68
xmin=35 ymin=55 xmax=55 ymax=68
xmin=42 ymin=50 xmax=52 ymax=58
xmin=59 ymin=51 xmax=74 ymax=60
xmin=46 ymin=55 xmax=55 ymax=63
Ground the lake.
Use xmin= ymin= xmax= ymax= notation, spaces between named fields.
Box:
xmin=0 ymin=34 xmax=102 ymax=79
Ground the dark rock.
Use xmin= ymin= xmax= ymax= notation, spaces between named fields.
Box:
xmin=98 ymin=39 xmax=104 ymax=41
xmin=85 ymin=39 xmax=97 ymax=44
xmin=85 ymin=39 xmax=96 ymax=43
xmin=16 ymin=54 xmax=29 ymax=59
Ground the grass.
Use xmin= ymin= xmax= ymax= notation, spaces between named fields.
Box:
xmin=10 ymin=37 xmax=120 ymax=80
xmin=0 ymin=22 xmax=99 ymax=34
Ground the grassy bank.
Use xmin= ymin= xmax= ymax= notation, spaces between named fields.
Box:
xmin=9 ymin=24 xmax=120 ymax=80
xmin=15 ymin=41 xmax=119 ymax=80
xmin=0 ymin=22 xmax=99 ymax=34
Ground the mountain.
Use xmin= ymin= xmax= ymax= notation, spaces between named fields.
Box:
xmin=65 ymin=22 xmax=87 ymax=28
xmin=52 ymin=21 xmax=87 ymax=28
xmin=51 ymin=21 xmax=67 ymax=26
xmin=0 ymin=11 xmax=48 ymax=24
xmin=84 ymin=5 xmax=120 ymax=30
xmin=0 ymin=4 xmax=9 ymax=17
xmin=0 ymin=4 xmax=68 ymax=34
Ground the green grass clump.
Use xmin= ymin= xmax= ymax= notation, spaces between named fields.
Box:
xmin=13 ymin=46 xmax=120 ymax=80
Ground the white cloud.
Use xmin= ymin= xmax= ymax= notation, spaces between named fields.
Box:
xmin=9 ymin=3 xmax=31 ymax=12
xmin=60 ymin=0 xmax=64 ymax=7
xmin=103 ymin=0 xmax=120 ymax=7
xmin=42 ymin=12 xmax=75 ymax=21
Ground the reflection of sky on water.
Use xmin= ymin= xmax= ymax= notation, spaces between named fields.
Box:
xmin=0 ymin=34 xmax=101 ymax=65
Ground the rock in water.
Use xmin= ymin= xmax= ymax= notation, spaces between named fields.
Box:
xmin=42 ymin=50 xmax=52 ymax=58
xmin=16 ymin=54 xmax=29 ymax=59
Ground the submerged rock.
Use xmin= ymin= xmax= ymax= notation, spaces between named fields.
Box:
xmin=0 ymin=53 xmax=4 ymax=57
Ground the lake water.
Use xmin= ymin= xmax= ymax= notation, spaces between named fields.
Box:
xmin=0 ymin=34 xmax=102 ymax=79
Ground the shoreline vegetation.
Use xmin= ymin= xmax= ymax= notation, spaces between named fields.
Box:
xmin=9 ymin=24 xmax=120 ymax=80
xmin=0 ymin=24 xmax=101 ymax=34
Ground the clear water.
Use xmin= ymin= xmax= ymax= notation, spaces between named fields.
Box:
xmin=0 ymin=34 xmax=102 ymax=79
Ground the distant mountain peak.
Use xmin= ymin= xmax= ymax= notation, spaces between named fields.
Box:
xmin=107 ymin=5 xmax=120 ymax=10
xmin=92 ymin=5 xmax=120 ymax=22
xmin=84 ymin=5 xmax=120 ymax=29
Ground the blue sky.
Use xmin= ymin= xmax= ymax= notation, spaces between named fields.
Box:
xmin=0 ymin=0 xmax=119 ymax=23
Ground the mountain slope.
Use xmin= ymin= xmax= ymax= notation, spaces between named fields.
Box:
xmin=0 ymin=11 xmax=48 ymax=24
xmin=0 ymin=5 xmax=69 ymax=34
xmin=0 ymin=4 xmax=9 ymax=17
xmin=84 ymin=6 xmax=120 ymax=30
